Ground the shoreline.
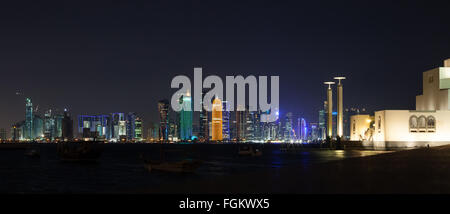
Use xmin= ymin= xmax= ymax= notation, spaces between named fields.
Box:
xmin=131 ymin=145 xmax=450 ymax=194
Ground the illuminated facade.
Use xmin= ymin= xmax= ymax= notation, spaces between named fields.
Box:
xmin=300 ymin=118 xmax=307 ymax=141
xmin=126 ymin=112 xmax=137 ymax=141
xmin=24 ymin=98 xmax=33 ymax=140
xmin=318 ymin=101 xmax=326 ymax=140
xmin=44 ymin=109 xmax=56 ymax=140
xmin=372 ymin=59 xmax=450 ymax=147
xmin=199 ymin=89 xmax=209 ymax=142
xmin=180 ymin=92 xmax=193 ymax=140
xmin=261 ymin=109 xmax=280 ymax=141
xmin=78 ymin=114 xmax=110 ymax=139
xmin=211 ymin=97 xmax=223 ymax=141
xmin=235 ymin=105 xmax=246 ymax=141
xmin=158 ymin=99 xmax=170 ymax=141
xmin=283 ymin=112 xmax=294 ymax=142
xmin=134 ymin=117 xmax=143 ymax=141
xmin=222 ymin=101 xmax=230 ymax=141
xmin=350 ymin=114 xmax=373 ymax=141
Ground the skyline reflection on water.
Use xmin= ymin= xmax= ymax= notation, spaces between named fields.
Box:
xmin=0 ymin=143 xmax=392 ymax=193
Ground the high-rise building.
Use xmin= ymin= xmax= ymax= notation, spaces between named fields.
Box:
xmin=222 ymin=101 xmax=231 ymax=140
xmin=134 ymin=117 xmax=143 ymax=141
xmin=300 ymin=118 xmax=307 ymax=141
xmin=222 ymin=101 xmax=230 ymax=141
xmin=199 ymin=89 xmax=209 ymax=142
xmin=43 ymin=109 xmax=65 ymax=141
xmin=54 ymin=114 xmax=63 ymax=139
xmin=180 ymin=91 xmax=193 ymax=140
xmin=245 ymin=108 xmax=254 ymax=142
xmin=158 ymin=99 xmax=170 ymax=141
xmin=244 ymin=107 xmax=261 ymax=142
xmin=44 ymin=109 xmax=56 ymax=140
xmin=318 ymin=101 xmax=327 ymax=140
xmin=168 ymin=118 xmax=179 ymax=141
xmin=111 ymin=113 xmax=126 ymax=141
xmin=211 ymin=97 xmax=223 ymax=141
xmin=24 ymin=98 xmax=33 ymax=140
xmin=261 ymin=109 xmax=279 ymax=141
xmin=33 ymin=115 xmax=44 ymax=140
xmin=0 ymin=128 xmax=6 ymax=140
xmin=78 ymin=114 xmax=110 ymax=140
xmin=126 ymin=112 xmax=137 ymax=141
xmin=235 ymin=105 xmax=246 ymax=142
xmin=61 ymin=109 xmax=73 ymax=141
xmin=284 ymin=112 xmax=294 ymax=142
xmin=11 ymin=123 xmax=22 ymax=141
xmin=147 ymin=123 xmax=159 ymax=142
xmin=309 ymin=123 xmax=319 ymax=141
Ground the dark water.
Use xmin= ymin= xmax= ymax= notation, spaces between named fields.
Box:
xmin=0 ymin=143 xmax=390 ymax=193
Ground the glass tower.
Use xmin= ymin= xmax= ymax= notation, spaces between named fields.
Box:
xmin=222 ymin=101 xmax=230 ymax=141
xmin=126 ymin=112 xmax=137 ymax=141
xmin=158 ymin=99 xmax=170 ymax=141
xmin=180 ymin=92 xmax=193 ymax=140
xmin=134 ymin=117 xmax=143 ymax=141
xmin=25 ymin=98 xmax=33 ymax=140
xmin=211 ymin=97 xmax=223 ymax=141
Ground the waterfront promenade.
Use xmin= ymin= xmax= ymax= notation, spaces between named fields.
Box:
xmin=140 ymin=145 xmax=450 ymax=194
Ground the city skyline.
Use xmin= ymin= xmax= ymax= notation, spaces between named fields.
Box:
xmin=1 ymin=1 xmax=450 ymax=134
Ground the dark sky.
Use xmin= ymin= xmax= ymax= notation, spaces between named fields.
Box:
xmin=1 ymin=0 xmax=450 ymax=134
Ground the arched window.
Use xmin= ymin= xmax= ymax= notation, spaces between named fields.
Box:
xmin=427 ymin=116 xmax=436 ymax=130
xmin=409 ymin=116 xmax=418 ymax=130
xmin=418 ymin=116 xmax=426 ymax=131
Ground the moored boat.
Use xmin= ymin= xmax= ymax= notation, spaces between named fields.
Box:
xmin=238 ymin=145 xmax=263 ymax=157
xmin=57 ymin=141 xmax=103 ymax=162
xmin=24 ymin=148 xmax=40 ymax=158
xmin=144 ymin=159 xmax=202 ymax=173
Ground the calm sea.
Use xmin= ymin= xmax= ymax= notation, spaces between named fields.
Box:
xmin=0 ymin=143 xmax=391 ymax=193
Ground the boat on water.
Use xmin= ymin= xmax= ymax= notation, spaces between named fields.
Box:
xmin=24 ymin=148 xmax=40 ymax=158
xmin=144 ymin=159 xmax=202 ymax=173
xmin=238 ymin=145 xmax=263 ymax=157
xmin=57 ymin=141 xmax=103 ymax=162
xmin=142 ymin=144 xmax=202 ymax=173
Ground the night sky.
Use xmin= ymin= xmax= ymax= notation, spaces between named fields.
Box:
xmin=1 ymin=0 xmax=450 ymax=135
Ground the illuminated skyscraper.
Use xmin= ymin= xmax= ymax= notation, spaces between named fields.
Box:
xmin=261 ymin=109 xmax=279 ymax=141
xmin=284 ymin=112 xmax=294 ymax=142
xmin=211 ymin=97 xmax=223 ymax=141
xmin=222 ymin=101 xmax=230 ymax=141
xmin=33 ymin=115 xmax=43 ymax=140
xmin=78 ymin=114 xmax=110 ymax=140
xmin=158 ymin=99 xmax=170 ymax=141
xmin=44 ymin=109 xmax=55 ymax=140
xmin=235 ymin=105 xmax=246 ymax=141
xmin=199 ymin=89 xmax=209 ymax=142
xmin=25 ymin=98 xmax=33 ymax=140
xmin=126 ymin=112 xmax=137 ymax=141
xmin=245 ymin=107 xmax=254 ymax=142
xmin=134 ymin=117 xmax=143 ymax=141
xmin=180 ymin=91 xmax=193 ymax=140
xmin=318 ymin=101 xmax=327 ymax=140
xmin=300 ymin=118 xmax=307 ymax=141
xmin=110 ymin=113 xmax=126 ymax=141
